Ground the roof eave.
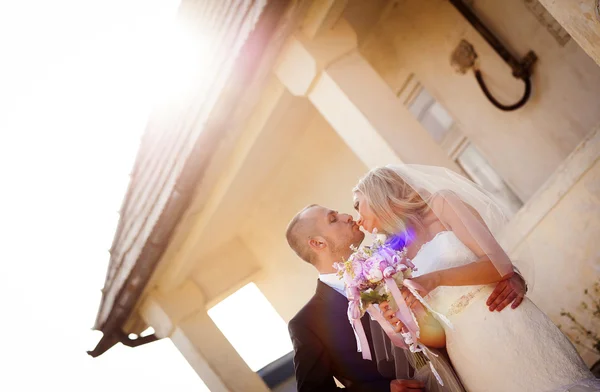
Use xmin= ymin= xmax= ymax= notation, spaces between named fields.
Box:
xmin=88 ymin=0 xmax=303 ymax=357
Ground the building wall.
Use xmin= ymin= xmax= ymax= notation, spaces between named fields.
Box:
xmin=235 ymin=107 xmax=599 ymax=369
xmin=358 ymin=0 xmax=600 ymax=201
xmin=538 ymin=0 xmax=600 ymax=67
xmin=174 ymin=1 xmax=600 ymax=374
xmin=191 ymin=237 xmax=262 ymax=307
xmin=239 ymin=111 xmax=368 ymax=322
xmin=509 ymin=130 xmax=600 ymax=366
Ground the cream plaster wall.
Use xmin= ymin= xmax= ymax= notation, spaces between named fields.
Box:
xmin=191 ymin=237 xmax=261 ymax=306
xmin=359 ymin=0 xmax=600 ymax=201
xmin=239 ymin=111 xmax=368 ymax=322
xmin=234 ymin=108 xmax=599 ymax=368
xmin=516 ymin=153 xmax=600 ymax=366
xmin=157 ymin=1 xmax=600 ymax=375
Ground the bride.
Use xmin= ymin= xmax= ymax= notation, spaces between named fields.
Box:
xmin=352 ymin=165 xmax=599 ymax=392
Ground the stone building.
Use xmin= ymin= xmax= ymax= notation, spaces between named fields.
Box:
xmin=89 ymin=1 xmax=600 ymax=390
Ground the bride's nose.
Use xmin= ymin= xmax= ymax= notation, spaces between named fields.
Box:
xmin=356 ymin=215 xmax=363 ymax=226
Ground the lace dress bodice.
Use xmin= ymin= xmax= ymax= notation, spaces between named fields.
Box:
xmin=408 ymin=231 xmax=598 ymax=392
xmin=411 ymin=231 xmax=492 ymax=319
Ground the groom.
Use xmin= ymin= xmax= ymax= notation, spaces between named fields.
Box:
xmin=286 ymin=204 xmax=527 ymax=392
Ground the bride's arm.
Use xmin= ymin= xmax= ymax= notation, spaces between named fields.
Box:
xmin=380 ymin=301 xmax=446 ymax=348
xmin=412 ymin=194 xmax=514 ymax=294
xmin=417 ymin=258 xmax=510 ymax=291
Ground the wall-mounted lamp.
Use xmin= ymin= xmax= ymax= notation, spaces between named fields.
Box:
xmin=449 ymin=0 xmax=538 ymax=111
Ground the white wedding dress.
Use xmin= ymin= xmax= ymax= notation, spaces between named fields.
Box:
xmin=412 ymin=231 xmax=600 ymax=392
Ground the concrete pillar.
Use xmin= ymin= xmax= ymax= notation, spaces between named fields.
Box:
xmin=539 ymin=0 xmax=600 ymax=67
xmin=140 ymin=280 xmax=269 ymax=392
xmin=275 ymin=19 xmax=458 ymax=170
xmin=301 ymin=0 xmax=349 ymax=40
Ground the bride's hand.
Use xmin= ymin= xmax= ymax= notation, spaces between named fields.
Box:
xmin=382 ymin=298 xmax=446 ymax=348
xmin=408 ymin=272 xmax=441 ymax=297
xmin=380 ymin=301 xmax=406 ymax=333
xmin=381 ymin=292 xmax=421 ymax=333
xmin=486 ymin=274 xmax=526 ymax=311
xmin=401 ymin=288 xmax=419 ymax=309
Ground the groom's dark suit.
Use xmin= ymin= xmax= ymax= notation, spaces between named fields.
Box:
xmin=289 ymin=280 xmax=410 ymax=392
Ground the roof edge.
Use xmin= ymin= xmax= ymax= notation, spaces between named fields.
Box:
xmin=89 ymin=0 xmax=303 ymax=356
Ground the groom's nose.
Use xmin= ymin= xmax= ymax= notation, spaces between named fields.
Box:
xmin=340 ymin=213 xmax=353 ymax=223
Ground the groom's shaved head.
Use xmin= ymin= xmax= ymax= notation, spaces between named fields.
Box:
xmin=286 ymin=204 xmax=319 ymax=264
xmin=287 ymin=204 xmax=363 ymax=271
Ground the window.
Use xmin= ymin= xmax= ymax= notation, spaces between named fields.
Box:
xmin=207 ymin=283 xmax=293 ymax=372
xmin=401 ymin=78 xmax=523 ymax=215
xmin=407 ymin=87 xmax=455 ymax=143
xmin=455 ymin=143 xmax=523 ymax=214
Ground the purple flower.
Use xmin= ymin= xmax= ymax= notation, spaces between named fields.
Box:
xmin=383 ymin=266 xmax=395 ymax=278
xmin=385 ymin=228 xmax=415 ymax=251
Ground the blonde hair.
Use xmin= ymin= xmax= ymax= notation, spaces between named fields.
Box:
xmin=353 ymin=167 xmax=430 ymax=234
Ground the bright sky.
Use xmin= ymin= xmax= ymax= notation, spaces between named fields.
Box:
xmin=0 ymin=1 xmax=238 ymax=390
xmin=208 ymin=283 xmax=293 ymax=372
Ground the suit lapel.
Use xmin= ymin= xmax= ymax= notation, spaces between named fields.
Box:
xmin=315 ymin=279 xmax=373 ymax=334
xmin=315 ymin=280 xmax=348 ymax=312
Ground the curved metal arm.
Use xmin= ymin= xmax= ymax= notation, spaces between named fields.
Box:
xmin=449 ymin=0 xmax=537 ymax=112
xmin=474 ymin=69 xmax=532 ymax=112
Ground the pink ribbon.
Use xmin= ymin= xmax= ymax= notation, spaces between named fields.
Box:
xmin=384 ymin=277 xmax=420 ymax=347
xmin=351 ymin=317 xmax=372 ymax=360
xmin=422 ymin=347 xmax=444 ymax=386
xmin=347 ymin=290 xmax=372 ymax=360
xmin=403 ymin=279 xmax=453 ymax=329
xmin=366 ymin=305 xmax=408 ymax=349
xmin=402 ymin=279 xmax=426 ymax=293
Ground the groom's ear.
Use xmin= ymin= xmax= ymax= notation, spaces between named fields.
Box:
xmin=308 ymin=236 xmax=327 ymax=251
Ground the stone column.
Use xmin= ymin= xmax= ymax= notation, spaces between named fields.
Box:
xmin=140 ymin=280 xmax=269 ymax=392
xmin=539 ymin=0 xmax=600 ymax=66
xmin=275 ymin=18 xmax=458 ymax=170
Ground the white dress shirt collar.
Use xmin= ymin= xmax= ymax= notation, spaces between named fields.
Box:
xmin=318 ymin=273 xmax=347 ymax=297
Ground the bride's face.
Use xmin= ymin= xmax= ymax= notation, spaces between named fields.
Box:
xmin=353 ymin=192 xmax=381 ymax=234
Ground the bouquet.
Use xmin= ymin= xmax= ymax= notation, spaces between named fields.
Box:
xmin=334 ymin=237 xmax=452 ymax=386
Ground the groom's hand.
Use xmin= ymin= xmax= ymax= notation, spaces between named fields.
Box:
xmin=486 ymin=274 xmax=526 ymax=312
xmin=391 ymin=379 xmax=425 ymax=392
